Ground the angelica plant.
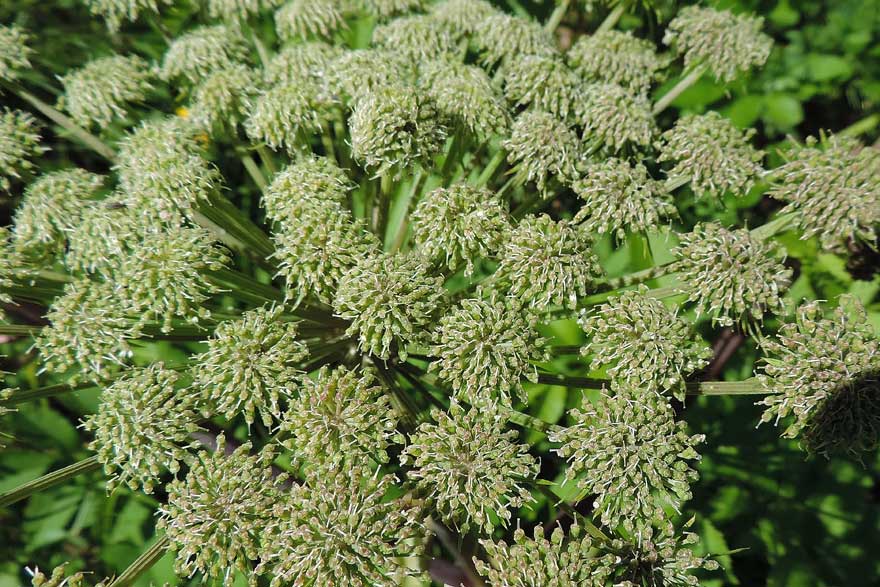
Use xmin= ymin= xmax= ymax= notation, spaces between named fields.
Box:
xmin=1 ymin=2 xmax=877 ymax=586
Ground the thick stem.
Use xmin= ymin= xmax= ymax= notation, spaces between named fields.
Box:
xmin=14 ymin=87 xmax=116 ymax=161
xmin=386 ymin=167 xmax=425 ymax=252
xmin=107 ymin=535 xmax=171 ymax=587
xmin=664 ymin=175 xmax=691 ymax=192
xmin=371 ymin=357 xmax=420 ymax=430
xmin=0 ymin=324 xmax=42 ymax=336
xmin=652 ymin=63 xmax=708 ymax=115
xmin=750 ymin=212 xmax=797 ymax=241
xmin=596 ymin=3 xmax=626 ymax=33
xmin=203 ymin=191 xmax=275 ymax=260
xmin=535 ymin=373 xmax=771 ymax=396
xmin=545 ymin=0 xmax=570 ymax=32
xmin=241 ymin=153 xmax=268 ymax=191
xmin=839 ymin=113 xmax=880 ymax=138
xmin=207 ymin=268 xmax=284 ymax=305
xmin=0 ymin=456 xmax=102 ymax=508
xmin=473 ymin=149 xmax=506 ymax=189
xmin=501 ymin=406 xmax=561 ymax=434
xmin=1 ymin=381 xmax=98 ymax=407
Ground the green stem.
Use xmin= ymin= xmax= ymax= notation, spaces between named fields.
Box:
xmin=241 ymin=153 xmax=268 ymax=191
xmin=0 ymin=456 xmax=102 ymax=508
xmin=652 ymin=63 xmax=708 ymax=115
xmin=1 ymin=381 xmax=98 ymax=406
xmin=473 ymin=149 xmax=506 ymax=189
xmin=602 ymin=263 xmax=673 ymax=290
xmin=107 ymin=535 xmax=171 ymax=587
xmin=256 ymin=144 xmax=277 ymax=176
xmin=839 ymin=113 xmax=880 ymax=138
xmin=439 ymin=132 xmax=462 ymax=183
xmin=536 ymin=373 xmax=770 ymax=396
xmin=203 ymin=191 xmax=275 ymax=260
xmin=664 ymin=175 xmax=691 ymax=192
xmin=596 ymin=3 xmax=625 ymax=33
xmin=14 ymin=87 xmax=116 ymax=161
xmin=386 ymin=167 xmax=425 ymax=252
xmin=750 ymin=212 xmax=797 ymax=241
xmin=371 ymin=357 xmax=420 ymax=430
xmin=501 ymin=406 xmax=561 ymax=434
xmin=545 ymin=0 xmax=570 ymax=31
xmin=548 ymin=345 xmax=581 ymax=355
xmin=207 ymin=268 xmax=284 ymax=305
xmin=0 ymin=324 xmax=42 ymax=336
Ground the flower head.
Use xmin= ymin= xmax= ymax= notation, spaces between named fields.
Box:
xmin=373 ymin=14 xmax=456 ymax=63
xmin=58 ymin=55 xmax=154 ymax=129
xmin=112 ymin=224 xmax=229 ymax=332
xmin=192 ymin=306 xmax=307 ymax=427
xmin=430 ymin=0 xmax=498 ymax=37
xmin=0 ymin=25 xmax=32 ymax=82
xmin=664 ymin=5 xmax=772 ymax=82
xmin=264 ymin=41 xmax=343 ymax=86
xmin=274 ymin=0 xmax=346 ymax=40
xmin=34 ymin=279 xmax=138 ymax=382
xmin=491 ymin=215 xmax=603 ymax=310
xmin=259 ymin=469 xmax=425 ymax=587
xmin=572 ymin=158 xmax=676 ymax=239
xmin=658 ymin=112 xmax=763 ymax=199
xmin=504 ymin=111 xmax=582 ymax=191
xmin=358 ymin=0 xmax=426 ymax=20
xmin=758 ymin=296 xmax=880 ymax=456
xmin=474 ymin=13 xmax=556 ymax=66
xmin=207 ymin=0 xmax=273 ymax=23
xmin=578 ymin=83 xmax=656 ymax=153
xmin=419 ymin=59 xmax=509 ymax=141
xmin=116 ymin=118 xmax=221 ymax=223
xmin=429 ymin=296 xmax=548 ymax=407
xmin=579 ymin=287 xmax=711 ymax=400
xmin=64 ymin=199 xmax=148 ymax=276
xmin=402 ymin=401 xmax=537 ymax=533
xmin=12 ymin=169 xmax=104 ymax=259
xmin=674 ymin=223 xmax=791 ymax=326
xmin=613 ymin=523 xmax=720 ymax=586
xmin=82 ymin=364 xmax=201 ymax=493
xmin=262 ymin=156 xmax=353 ymax=223
xmin=272 ymin=201 xmax=379 ymax=305
xmin=550 ymin=393 xmax=704 ymax=531
xmin=189 ymin=64 xmax=260 ymax=133
xmin=159 ymin=25 xmax=248 ymax=84
xmin=280 ymin=366 xmax=400 ymax=473
xmin=767 ymin=134 xmax=880 ymax=250
xmin=328 ymin=49 xmax=414 ymax=103
xmin=82 ymin=0 xmax=170 ymax=31
xmin=0 ymin=108 xmax=45 ymax=192
xmin=159 ymin=437 xmax=286 ymax=586
xmin=502 ymin=55 xmax=584 ymax=121
xmin=411 ymin=183 xmax=509 ymax=276
xmin=567 ymin=30 xmax=666 ymax=94
xmin=245 ymin=81 xmax=334 ymax=154
xmin=349 ymin=85 xmax=446 ymax=178
xmin=476 ymin=523 xmax=616 ymax=587
xmin=335 ymin=253 xmax=446 ymax=360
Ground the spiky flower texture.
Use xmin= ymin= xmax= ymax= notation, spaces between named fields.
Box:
xmin=758 ymin=297 xmax=880 ymax=456
xmin=0 ymin=4 xmax=851 ymax=587
xmin=579 ymin=287 xmax=711 ymax=399
xmin=82 ymin=365 xmax=201 ymax=493
xmin=551 ymin=394 xmax=704 ymax=531
xmin=192 ymin=306 xmax=307 ymax=427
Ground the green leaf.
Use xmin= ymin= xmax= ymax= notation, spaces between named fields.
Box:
xmin=725 ymin=95 xmax=764 ymax=128
xmin=806 ymin=54 xmax=854 ymax=82
xmin=764 ymin=94 xmax=804 ymax=129
xmin=109 ymin=499 xmax=152 ymax=545
xmin=768 ymin=0 xmax=800 ymax=27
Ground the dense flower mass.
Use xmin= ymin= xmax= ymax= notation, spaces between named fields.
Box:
xmin=2 ymin=2 xmax=872 ymax=586
xmin=758 ymin=297 xmax=880 ymax=456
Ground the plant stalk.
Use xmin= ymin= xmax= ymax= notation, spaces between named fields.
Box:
xmin=107 ymin=535 xmax=171 ymax=587
xmin=653 ymin=63 xmax=708 ymax=115
xmin=0 ymin=456 xmax=102 ymax=508
xmin=596 ymin=3 xmax=626 ymax=33
xmin=545 ymin=0 xmax=570 ymax=32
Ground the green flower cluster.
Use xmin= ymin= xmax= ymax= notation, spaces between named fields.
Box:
xmin=1 ymin=1 xmax=876 ymax=586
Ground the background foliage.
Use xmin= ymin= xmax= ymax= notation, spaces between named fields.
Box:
xmin=1 ymin=1 xmax=878 ymax=586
